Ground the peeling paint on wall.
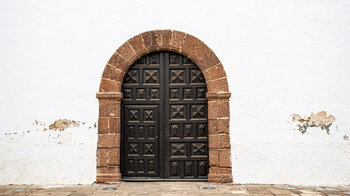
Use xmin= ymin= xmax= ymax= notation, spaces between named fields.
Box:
xmin=1 ymin=119 xmax=97 ymax=145
xmin=292 ymin=111 xmax=335 ymax=134
xmin=2 ymin=120 xmax=95 ymax=137
xmin=49 ymin=119 xmax=80 ymax=131
xmin=0 ymin=118 xmax=98 ymax=184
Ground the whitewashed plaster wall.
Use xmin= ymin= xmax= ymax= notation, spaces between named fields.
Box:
xmin=0 ymin=0 xmax=350 ymax=185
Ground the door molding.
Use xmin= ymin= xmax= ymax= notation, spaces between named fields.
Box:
xmin=96 ymin=30 xmax=232 ymax=183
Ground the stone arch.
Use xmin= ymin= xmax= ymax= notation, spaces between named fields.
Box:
xmin=96 ymin=30 xmax=232 ymax=183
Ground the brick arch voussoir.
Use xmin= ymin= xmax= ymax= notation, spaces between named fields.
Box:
xmin=99 ymin=30 xmax=229 ymax=93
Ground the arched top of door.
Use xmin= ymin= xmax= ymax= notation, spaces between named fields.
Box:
xmin=98 ymin=30 xmax=230 ymax=98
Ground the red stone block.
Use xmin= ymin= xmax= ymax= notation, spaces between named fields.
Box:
xmin=107 ymin=102 xmax=121 ymax=117
xmin=207 ymin=78 xmax=229 ymax=93
xmin=219 ymin=149 xmax=231 ymax=167
xmin=141 ymin=31 xmax=157 ymax=52
xmin=129 ymin=34 xmax=147 ymax=56
xmin=99 ymin=79 xmax=121 ymax=92
xmin=116 ymin=41 xmax=136 ymax=62
xmin=108 ymin=53 xmax=128 ymax=71
xmin=209 ymin=149 xmax=219 ymax=167
xmin=203 ymin=63 xmax=227 ymax=82
xmin=102 ymin=64 xmax=124 ymax=82
xmin=108 ymin=117 xmax=120 ymax=134
xmin=200 ymin=51 xmax=220 ymax=71
xmin=208 ymin=101 xmax=230 ymax=118
xmin=155 ymin=30 xmax=172 ymax=50
xmin=209 ymin=134 xmax=231 ymax=149
xmin=98 ymin=134 xmax=120 ymax=148
xmin=98 ymin=118 xmax=108 ymax=134
xmin=170 ymin=31 xmax=186 ymax=50
xmin=182 ymin=34 xmax=199 ymax=57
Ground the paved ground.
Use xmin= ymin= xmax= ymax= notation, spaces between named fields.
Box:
xmin=1 ymin=182 xmax=350 ymax=195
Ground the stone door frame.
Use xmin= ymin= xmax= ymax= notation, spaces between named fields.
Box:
xmin=96 ymin=30 xmax=232 ymax=183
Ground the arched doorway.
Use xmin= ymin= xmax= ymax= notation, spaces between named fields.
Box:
xmin=121 ymin=52 xmax=208 ymax=180
xmin=96 ymin=30 xmax=232 ymax=183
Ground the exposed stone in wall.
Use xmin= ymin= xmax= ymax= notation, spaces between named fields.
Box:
xmin=49 ymin=119 xmax=80 ymax=131
xmin=292 ymin=111 xmax=335 ymax=134
xmin=1 ymin=119 xmax=97 ymax=146
xmin=2 ymin=119 xmax=91 ymax=137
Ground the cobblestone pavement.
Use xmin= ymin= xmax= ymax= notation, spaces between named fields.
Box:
xmin=1 ymin=182 xmax=350 ymax=195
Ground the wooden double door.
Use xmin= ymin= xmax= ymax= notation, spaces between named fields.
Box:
xmin=121 ymin=52 xmax=208 ymax=180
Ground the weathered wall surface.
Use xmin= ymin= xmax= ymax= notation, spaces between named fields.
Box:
xmin=1 ymin=0 xmax=350 ymax=185
xmin=0 ymin=124 xmax=97 ymax=184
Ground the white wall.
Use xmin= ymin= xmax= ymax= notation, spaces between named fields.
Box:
xmin=1 ymin=0 xmax=350 ymax=185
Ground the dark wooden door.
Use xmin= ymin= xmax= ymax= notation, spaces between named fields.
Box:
xmin=121 ymin=52 xmax=208 ymax=180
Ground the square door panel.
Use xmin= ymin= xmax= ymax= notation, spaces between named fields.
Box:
xmin=170 ymin=69 xmax=185 ymax=83
xmin=170 ymin=105 xmax=185 ymax=119
xmin=144 ymin=69 xmax=159 ymax=84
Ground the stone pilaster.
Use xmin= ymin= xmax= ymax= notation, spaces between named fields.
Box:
xmin=207 ymin=92 xmax=233 ymax=183
xmin=96 ymin=92 xmax=123 ymax=183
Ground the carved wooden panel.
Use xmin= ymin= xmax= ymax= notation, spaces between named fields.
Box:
xmin=121 ymin=52 xmax=208 ymax=180
xmin=122 ymin=105 xmax=159 ymax=177
xmin=165 ymin=52 xmax=208 ymax=179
